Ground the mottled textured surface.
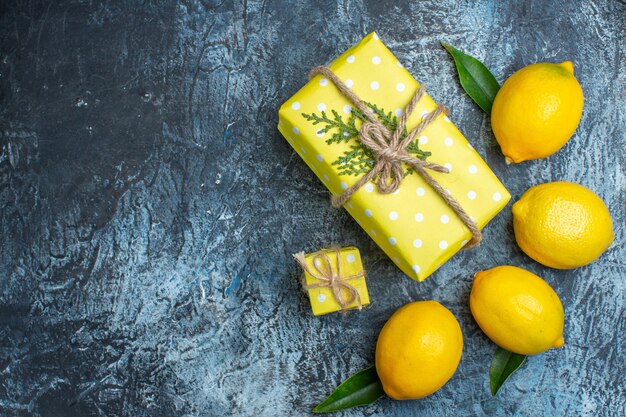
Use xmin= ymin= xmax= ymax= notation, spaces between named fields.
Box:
xmin=0 ymin=1 xmax=624 ymax=416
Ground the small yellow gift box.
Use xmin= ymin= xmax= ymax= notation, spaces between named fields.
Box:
xmin=279 ymin=33 xmax=510 ymax=281
xmin=294 ymin=247 xmax=370 ymax=316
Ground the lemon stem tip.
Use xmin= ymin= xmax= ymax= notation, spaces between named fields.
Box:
xmin=559 ymin=61 xmax=574 ymax=74
xmin=553 ymin=336 xmax=565 ymax=348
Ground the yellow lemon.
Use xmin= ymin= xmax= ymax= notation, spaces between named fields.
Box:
xmin=513 ymin=182 xmax=614 ymax=269
xmin=491 ymin=61 xmax=584 ymax=163
xmin=375 ymin=301 xmax=463 ymax=400
xmin=470 ymin=266 xmax=564 ymax=355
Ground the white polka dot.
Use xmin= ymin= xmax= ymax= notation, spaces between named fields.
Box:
xmin=340 ymin=181 xmax=348 ymax=190
xmin=364 ymin=209 xmax=373 ymax=218
xmin=342 ymin=131 xmax=350 ymax=137
xmin=419 ymin=136 xmax=428 ymax=145
xmin=440 ymin=215 xmax=450 ymax=224
xmin=393 ymin=256 xmax=400 ymax=263
xmin=493 ymin=192 xmax=502 ymax=202
xmin=343 ymin=105 xmax=352 ymax=114
xmin=392 ymin=189 xmax=400 ymax=195
xmin=444 ymin=163 xmax=453 ymax=172
xmin=444 ymin=137 xmax=454 ymax=147
xmin=364 ymin=183 xmax=374 ymax=192
xmin=345 ymin=79 xmax=354 ymax=88
xmin=420 ymin=110 xmax=429 ymax=118
xmin=413 ymin=239 xmax=423 ymax=248
xmin=444 ymin=189 xmax=451 ymax=195
xmin=468 ymin=190 xmax=477 ymax=200
xmin=373 ymin=33 xmax=379 ymax=40
xmin=414 ymin=213 xmax=424 ymax=222
xmin=412 ymin=264 xmax=421 ymax=274
xmin=439 ymin=240 xmax=449 ymax=250
xmin=370 ymin=229 xmax=377 ymax=236
xmin=416 ymin=187 xmax=425 ymax=196
xmin=346 ymin=254 xmax=355 ymax=263
xmin=347 ymin=202 xmax=353 ymax=208
xmin=292 ymin=127 xmax=299 ymax=134
xmin=370 ymin=81 xmax=380 ymax=90
xmin=316 ymin=129 xmax=324 ymax=138
xmin=372 ymin=56 xmax=381 ymax=64
xmin=319 ymin=78 xmax=328 ymax=86
xmin=396 ymin=83 xmax=405 ymax=92
xmin=461 ymin=240 xmax=469 ymax=247
xmin=394 ymin=108 xmax=403 ymax=117
xmin=300 ymin=146 xmax=307 ymax=154
xmin=443 ymin=116 xmax=451 ymax=123
xmin=291 ymin=101 xmax=300 ymax=110
xmin=468 ymin=165 xmax=478 ymax=174
xmin=314 ymin=259 xmax=322 ymax=267
xmin=396 ymin=61 xmax=403 ymax=68
xmin=323 ymin=174 xmax=329 ymax=181
xmin=317 ymin=293 xmax=326 ymax=302
xmin=388 ymin=237 xmax=397 ymax=246
xmin=317 ymin=103 xmax=326 ymax=112
xmin=316 ymin=154 xmax=323 ymax=162
xmin=389 ymin=211 xmax=398 ymax=221
xmin=347 ymin=55 xmax=355 ymax=63
xmin=468 ymin=143 xmax=475 ymax=150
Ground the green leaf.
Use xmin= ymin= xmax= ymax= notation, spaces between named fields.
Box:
xmin=313 ymin=366 xmax=385 ymax=413
xmin=441 ymin=42 xmax=500 ymax=114
xmin=489 ymin=347 xmax=526 ymax=396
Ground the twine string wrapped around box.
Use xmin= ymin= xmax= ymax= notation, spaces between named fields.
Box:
xmin=308 ymin=66 xmax=482 ymax=247
xmin=293 ymin=249 xmax=365 ymax=311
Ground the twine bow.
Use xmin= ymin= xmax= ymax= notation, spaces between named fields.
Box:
xmin=293 ymin=249 xmax=365 ymax=311
xmin=308 ymin=66 xmax=482 ymax=247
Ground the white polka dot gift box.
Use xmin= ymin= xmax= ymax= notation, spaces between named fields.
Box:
xmin=294 ymin=247 xmax=370 ymax=316
xmin=278 ymin=32 xmax=510 ymax=282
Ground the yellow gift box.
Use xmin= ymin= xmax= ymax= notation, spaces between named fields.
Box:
xmin=279 ymin=33 xmax=510 ymax=281
xmin=295 ymin=247 xmax=370 ymax=316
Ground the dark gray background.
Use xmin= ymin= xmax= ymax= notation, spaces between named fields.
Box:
xmin=1 ymin=1 xmax=624 ymax=416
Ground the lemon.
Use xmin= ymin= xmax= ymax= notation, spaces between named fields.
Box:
xmin=491 ymin=61 xmax=584 ymax=163
xmin=470 ymin=266 xmax=564 ymax=355
xmin=375 ymin=301 xmax=463 ymax=400
xmin=513 ymin=182 xmax=614 ymax=269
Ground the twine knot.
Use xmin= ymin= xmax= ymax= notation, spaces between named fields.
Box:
xmin=293 ymin=249 xmax=364 ymax=311
xmin=308 ymin=66 xmax=482 ymax=247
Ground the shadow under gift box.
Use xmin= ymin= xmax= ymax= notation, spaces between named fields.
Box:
xmin=278 ymin=32 xmax=510 ymax=281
